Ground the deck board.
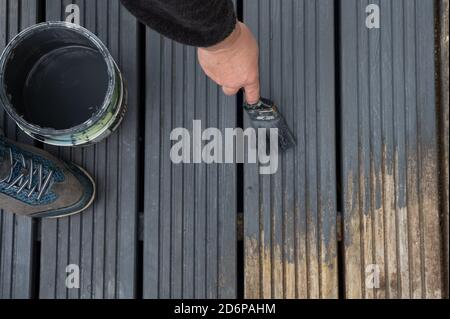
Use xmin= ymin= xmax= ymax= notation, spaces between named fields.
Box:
xmin=438 ymin=0 xmax=449 ymax=298
xmin=340 ymin=0 xmax=444 ymax=298
xmin=143 ymin=28 xmax=237 ymax=299
xmin=0 ymin=0 xmax=38 ymax=299
xmin=243 ymin=0 xmax=338 ymax=299
xmin=38 ymin=0 xmax=139 ymax=299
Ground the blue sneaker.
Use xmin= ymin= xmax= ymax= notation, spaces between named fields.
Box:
xmin=0 ymin=135 xmax=96 ymax=218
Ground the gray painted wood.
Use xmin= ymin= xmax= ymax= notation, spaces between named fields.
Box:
xmin=340 ymin=0 xmax=444 ymax=298
xmin=0 ymin=0 xmax=38 ymax=299
xmin=143 ymin=31 xmax=237 ymax=299
xmin=38 ymin=0 xmax=139 ymax=299
xmin=243 ymin=0 xmax=338 ymax=299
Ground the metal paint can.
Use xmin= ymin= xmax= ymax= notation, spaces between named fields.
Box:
xmin=0 ymin=22 xmax=126 ymax=147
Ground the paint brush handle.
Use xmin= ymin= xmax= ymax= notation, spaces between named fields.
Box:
xmin=243 ymin=97 xmax=296 ymax=151
xmin=243 ymin=98 xmax=279 ymax=122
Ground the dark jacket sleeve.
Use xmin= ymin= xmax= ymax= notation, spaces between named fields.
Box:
xmin=120 ymin=0 xmax=237 ymax=47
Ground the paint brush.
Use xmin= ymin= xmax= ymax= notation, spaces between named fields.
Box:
xmin=243 ymin=97 xmax=296 ymax=152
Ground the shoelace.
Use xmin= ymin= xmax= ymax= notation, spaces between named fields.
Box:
xmin=0 ymin=148 xmax=54 ymax=200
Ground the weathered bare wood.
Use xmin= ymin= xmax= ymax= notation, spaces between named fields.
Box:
xmin=341 ymin=0 xmax=444 ymax=298
xmin=438 ymin=0 xmax=449 ymax=299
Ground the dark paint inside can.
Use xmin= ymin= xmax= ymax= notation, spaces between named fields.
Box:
xmin=23 ymin=46 xmax=109 ymax=130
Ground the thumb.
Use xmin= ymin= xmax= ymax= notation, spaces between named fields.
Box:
xmin=244 ymin=81 xmax=260 ymax=104
xmin=222 ymin=86 xmax=240 ymax=96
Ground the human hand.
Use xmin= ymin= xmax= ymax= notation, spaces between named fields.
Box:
xmin=197 ymin=22 xmax=260 ymax=104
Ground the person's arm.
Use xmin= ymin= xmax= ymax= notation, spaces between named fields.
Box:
xmin=120 ymin=0 xmax=237 ymax=47
xmin=120 ymin=0 xmax=260 ymax=104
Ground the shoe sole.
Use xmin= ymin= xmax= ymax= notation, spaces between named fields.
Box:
xmin=48 ymin=164 xmax=96 ymax=219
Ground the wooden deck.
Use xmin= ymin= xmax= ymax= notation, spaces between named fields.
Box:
xmin=0 ymin=0 xmax=448 ymax=299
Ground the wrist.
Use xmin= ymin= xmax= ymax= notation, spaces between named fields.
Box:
xmin=202 ymin=21 xmax=242 ymax=52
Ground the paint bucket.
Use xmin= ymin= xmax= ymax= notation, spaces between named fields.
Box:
xmin=0 ymin=22 xmax=126 ymax=147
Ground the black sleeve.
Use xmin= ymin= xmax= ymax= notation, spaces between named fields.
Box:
xmin=120 ymin=0 xmax=237 ymax=47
